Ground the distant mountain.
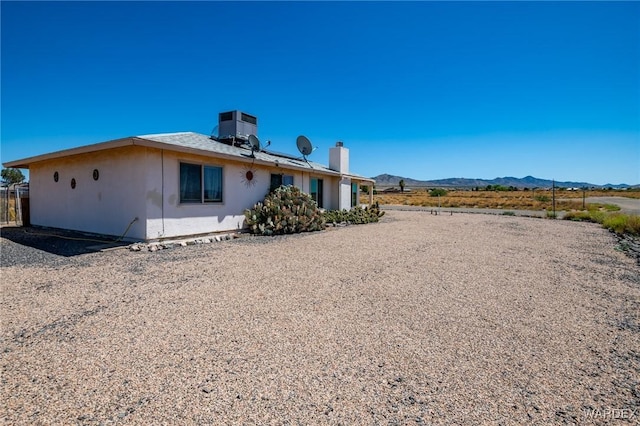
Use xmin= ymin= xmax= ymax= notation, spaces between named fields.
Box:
xmin=372 ymin=174 xmax=632 ymax=189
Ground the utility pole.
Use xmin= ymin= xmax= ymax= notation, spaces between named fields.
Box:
xmin=582 ymin=187 xmax=586 ymax=210
xmin=552 ymin=179 xmax=556 ymax=218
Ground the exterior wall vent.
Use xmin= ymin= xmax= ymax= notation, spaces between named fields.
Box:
xmin=217 ymin=110 xmax=258 ymax=145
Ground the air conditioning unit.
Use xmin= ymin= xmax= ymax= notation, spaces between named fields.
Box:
xmin=217 ymin=110 xmax=257 ymax=145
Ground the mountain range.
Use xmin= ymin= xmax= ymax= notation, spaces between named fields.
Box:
xmin=372 ymin=174 xmax=635 ymax=189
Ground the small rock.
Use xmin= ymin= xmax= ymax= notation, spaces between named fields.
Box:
xmin=180 ymin=242 xmax=187 ymax=247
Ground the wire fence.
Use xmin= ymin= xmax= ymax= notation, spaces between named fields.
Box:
xmin=0 ymin=185 xmax=29 ymax=225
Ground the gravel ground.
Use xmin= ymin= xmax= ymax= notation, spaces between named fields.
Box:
xmin=1 ymin=211 xmax=639 ymax=425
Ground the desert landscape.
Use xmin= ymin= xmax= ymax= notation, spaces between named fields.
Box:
xmin=368 ymin=188 xmax=640 ymax=212
xmin=1 ymin=210 xmax=639 ymax=424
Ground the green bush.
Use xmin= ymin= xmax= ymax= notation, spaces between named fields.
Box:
xmin=244 ymin=185 xmax=325 ymax=236
xmin=323 ymin=202 xmax=385 ymax=225
xmin=535 ymin=195 xmax=551 ymax=202
xmin=429 ymin=188 xmax=448 ymax=197
xmin=485 ymin=184 xmax=510 ymax=191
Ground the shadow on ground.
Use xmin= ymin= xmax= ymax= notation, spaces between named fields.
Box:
xmin=0 ymin=226 xmax=129 ymax=257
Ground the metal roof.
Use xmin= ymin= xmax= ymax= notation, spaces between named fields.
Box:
xmin=3 ymin=132 xmax=374 ymax=182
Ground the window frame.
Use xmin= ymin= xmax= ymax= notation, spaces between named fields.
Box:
xmin=179 ymin=162 xmax=224 ymax=204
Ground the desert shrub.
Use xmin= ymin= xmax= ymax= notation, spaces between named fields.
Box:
xmin=429 ymin=188 xmax=448 ymax=197
xmin=564 ymin=211 xmax=592 ymax=221
xmin=502 ymin=211 xmax=515 ymax=216
xmin=563 ymin=210 xmax=639 ymax=235
xmin=535 ymin=195 xmax=550 ymax=202
xmin=625 ymin=215 xmax=640 ymax=235
xmin=589 ymin=211 xmax=607 ymax=224
xmin=323 ymin=202 xmax=385 ymax=225
xmin=601 ymin=213 xmax=640 ymax=235
xmin=244 ymin=185 xmax=325 ymax=236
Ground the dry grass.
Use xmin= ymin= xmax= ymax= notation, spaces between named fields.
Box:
xmin=365 ymin=189 xmax=638 ymax=211
xmin=1 ymin=198 xmax=18 ymax=221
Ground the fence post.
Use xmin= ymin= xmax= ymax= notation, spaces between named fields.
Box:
xmin=552 ymin=179 xmax=556 ymax=219
xmin=15 ymin=187 xmax=20 ymax=225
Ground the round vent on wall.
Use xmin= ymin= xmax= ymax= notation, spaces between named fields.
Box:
xmin=93 ymin=169 xmax=99 ymax=181
xmin=71 ymin=178 xmax=76 ymax=189
xmin=54 ymin=171 xmax=59 ymax=182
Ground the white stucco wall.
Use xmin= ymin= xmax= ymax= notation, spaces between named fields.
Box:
xmin=28 ymin=146 xmax=148 ymax=240
xmin=301 ymin=173 xmax=338 ymax=211
xmin=338 ymin=177 xmax=352 ymax=210
xmin=27 ymin=144 xmax=351 ymax=241
xmin=145 ymin=149 xmax=316 ymax=240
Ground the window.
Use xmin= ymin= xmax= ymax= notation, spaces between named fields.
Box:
xmin=351 ymin=182 xmax=358 ymax=207
xmin=180 ymin=162 xmax=223 ymax=203
xmin=310 ymin=178 xmax=323 ymax=208
xmin=219 ymin=111 xmax=233 ymax=121
xmin=270 ymin=173 xmax=294 ymax=192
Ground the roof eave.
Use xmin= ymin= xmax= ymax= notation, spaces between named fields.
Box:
xmin=3 ymin=135 xmax=365 ymax=181
xmin=2 ymin=137 xmax=136 ymax=169
xmin=344 ymin=174 xmax=375 ymax=184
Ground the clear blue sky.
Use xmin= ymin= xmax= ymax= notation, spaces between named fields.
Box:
xmin=2 ymin=1 xmax=639 ymax=185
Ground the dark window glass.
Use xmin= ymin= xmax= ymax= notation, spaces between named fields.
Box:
xmin=180 ymin=163 xmax=201 ymax=203
xmin=270 ymin=174 xmax=282 ymax=192
xmin=351 ymin=182 xmax=358 ymax=207
xmin=203 ymin=166 xmax=223 ymax=202
xmin=311 ymin=178 xmax=323 ymax=208
xmin=181 ymin=163 xmax=224 ymax=203
xmin=219 ymin=111 xmax=233 ymax=121
xmin=270 ymin=174 xmax=293 ymax=192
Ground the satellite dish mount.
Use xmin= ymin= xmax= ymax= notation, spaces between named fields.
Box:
xmin=248 ymin=134 xmax=261 ymax=158
xmin=296 ymin=135 xmax=316 ymax=165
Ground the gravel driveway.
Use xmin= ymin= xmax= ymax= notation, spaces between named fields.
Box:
xmin=2 ymin=211 xmax=639 ymax=424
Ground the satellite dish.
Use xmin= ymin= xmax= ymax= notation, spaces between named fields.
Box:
xmin=210 ymin=125 xmax=219 ymax=140
xmin=296 ymin=135 xmax=313 ymax=156
xmin=248 ymin=134 xmax=261 ymax=152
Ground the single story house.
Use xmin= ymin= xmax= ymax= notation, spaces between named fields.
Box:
xmin=3 ymin=111 xmax=375 ymax=241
